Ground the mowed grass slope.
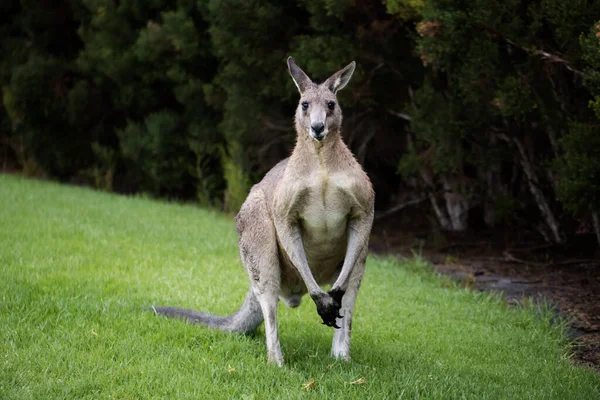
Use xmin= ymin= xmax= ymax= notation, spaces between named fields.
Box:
xmin=0 ymin=174 xmax=598 ymax=399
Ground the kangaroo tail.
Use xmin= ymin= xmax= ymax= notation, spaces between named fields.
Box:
xmin=152 ymin=290 xmax=264 ymax=334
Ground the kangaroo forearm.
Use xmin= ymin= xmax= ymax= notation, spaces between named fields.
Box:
xmin=331 ymin=235 xmax=364 ymax=290
xmin=289 ymin=240 xmax=323 ymax=295
xmin=274 ymin=221 xmax=324 ymax=295
xmin=332 ymin=212 xmax=373 ymax=291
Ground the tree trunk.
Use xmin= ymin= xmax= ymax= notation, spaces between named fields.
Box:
xmin=484 ymin=133 xmax=502 ymax=228
xmin=428 ymin=191 xmax=451 ymax=230
xmin=484 ymin=166 xmax=502 ymax=228
xmin=441 ymin=175 xmax=469 ymax=231
xmin=593 ymin=211 xmax=600 ymax=248
xmin=512 ymin=137 xmax=565 ymax=244
xmin=419 ymin=165 xmax=452 ymax=230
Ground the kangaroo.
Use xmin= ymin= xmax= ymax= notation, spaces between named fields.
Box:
xmin=153 ymin=57 xmax=375 ymax=366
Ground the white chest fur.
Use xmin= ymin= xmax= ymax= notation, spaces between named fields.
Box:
xmin=299 ymin=170 xmax=356 ymax=242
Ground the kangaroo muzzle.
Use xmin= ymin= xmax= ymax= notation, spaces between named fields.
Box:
xmin=311 ymin=122 xmax=325 ymax=141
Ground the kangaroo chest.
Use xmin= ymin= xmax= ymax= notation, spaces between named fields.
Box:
xmin=297 ymin=170 xmax=356 ymax=253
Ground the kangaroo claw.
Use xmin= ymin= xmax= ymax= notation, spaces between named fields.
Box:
xmin=322 ymin=321 xmax=341 ymax=329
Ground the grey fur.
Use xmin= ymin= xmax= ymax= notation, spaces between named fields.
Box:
xmin=153 ymin=57 xmax=374 ymax=366
xmin=152 ymin=290 xmax=263 ymax=334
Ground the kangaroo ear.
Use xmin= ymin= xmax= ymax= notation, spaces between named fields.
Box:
xmin=323 ymin=61 xmax=356 ymax=94
xmin=287 ymin=57 xmax=312 ymax=94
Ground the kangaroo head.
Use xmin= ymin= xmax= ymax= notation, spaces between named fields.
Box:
xmin=287 ymin=57 xmax=355 ymax=142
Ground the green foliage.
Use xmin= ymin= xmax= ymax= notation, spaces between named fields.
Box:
xmin=553 ymin=123 xmax=600 ymax=215
xmin=204 ymin=0 xmax=419 ymax=211
xmin=119 ymin=111 xmax=189 ymax=194
xmin=397 ymin=144 xmax=422 ymax=177
xmin=555 ymin=21 xmax=600 ymax=216
xmin=384 ymin=0 xmax=425 ymax=20
xmin=404 ymin=0 xmax=600 ymax=236
xmin=0 ymin=0 xmax=419 ymax=213
xmin=8 ymin=56 xmax=96 ymax=177
xmin=538 ymin=0 xmax=600 ymax=55
xmin=581 ymin=21 xmax=600 ymax=119
xmin=408 ymin=81 xmax=465 ymax=174
xmin=76 ymin=0 xmax=223 ymax=198
xmin=221 ymin=140 xmax=252 ymax=212
xmin=90 ymin=142 xmax=117 ymax=191
xmin=1 ymin=0 xmax=600 ymax=241
xmin=493 ymin=76 xmax=537 ymax=120
xmin=206 ymin=0 xmax=298 ymax=210
xmin=188 ymin=121 xmax=225 ymax=207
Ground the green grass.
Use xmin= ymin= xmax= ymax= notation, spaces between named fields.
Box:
xmin=0 ymin=174 xmax=598 ymax=399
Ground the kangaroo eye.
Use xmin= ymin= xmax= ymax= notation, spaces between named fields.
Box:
xmin=327 ymin=101 xmax=336 ymax=110
xmin=301 ymin=102 xmax=309 ymax=110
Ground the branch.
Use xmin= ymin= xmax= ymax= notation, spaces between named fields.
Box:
xmin=257 ymin=136 xmax=288 ymax=158
xmin=493 ymin=130 xmax=564 ymax=244
xmin=359 ymin=52 xmax=405 ymax=78
xmin=549 ymin=258 xmax=598 ymax=267
xmin=502 ymin=251 xmax=547 ymax=266
xmin=375 ymin=196 xmax=428 ymax=220
xmin=507 ymin=243 xmax=556 ymax=253
xmin=262 ymin=118 xmax=293 ymax=132
xmin=388 ymin=110 xmax=412 ymax=121
xmin=357 ymin=127 xmax=376 ymax=166
xmin=477 ymin=23 xmax=584 ymax=77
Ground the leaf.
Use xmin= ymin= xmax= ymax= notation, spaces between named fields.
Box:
xmin=302 ymin=379 xmax=315 ymax=391
xmin=350 ymin=377 xmax=367 ymax=385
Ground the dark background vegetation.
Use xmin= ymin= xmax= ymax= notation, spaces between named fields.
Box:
xmin=1 ymin=0 xmax=599 ymax=250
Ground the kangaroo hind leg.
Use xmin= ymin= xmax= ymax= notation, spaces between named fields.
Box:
xmin=331 ymin=247 xmax=367 ymax=361
xmin=237 ymin=189 xmax=283 ymax=366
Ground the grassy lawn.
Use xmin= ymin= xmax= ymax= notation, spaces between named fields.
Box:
xmin=1 ymin=174 xmax=599 ymax=399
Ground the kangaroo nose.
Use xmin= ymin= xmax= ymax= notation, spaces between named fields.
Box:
xmin=311 ymin=123 xmax=325 ymax=134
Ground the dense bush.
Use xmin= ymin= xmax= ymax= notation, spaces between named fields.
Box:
xmin=0 ymin=0 xmax=599 ymax=245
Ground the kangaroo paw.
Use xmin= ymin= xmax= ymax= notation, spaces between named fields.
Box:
xmin=328 ymin=288 xmax=345 ymax=305
xmin=311 ymin=292 xmax=343 ymax=329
